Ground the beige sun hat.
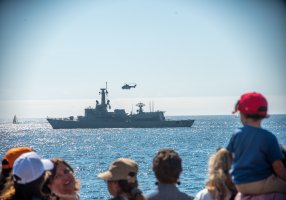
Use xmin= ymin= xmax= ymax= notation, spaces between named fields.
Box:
xmin=97 ymin=158 xmax=138 ymax=183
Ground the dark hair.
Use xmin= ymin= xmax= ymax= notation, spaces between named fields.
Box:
xmin=244 ymin=114 xmax=265 ymax=120
xmin=14 ymin=174 xmax=45 ymax=200
xmin=152 ymin=148 xmax=182 ymax=184
xmin=0 ymin=170 xmax=12 ymax=192
xmin=1 ymin=159 xmax=11 ymax=176
xmin=41 ymin=158 xmax=79 ymax=197
xmin=0 ymin=159 xmax=12 ymax=192
xmin=117 ymin=180 xmax=145 ymax=200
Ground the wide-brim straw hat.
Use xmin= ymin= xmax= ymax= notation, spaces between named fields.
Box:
xmin=97 ymin=158 xmax=138 ymax=183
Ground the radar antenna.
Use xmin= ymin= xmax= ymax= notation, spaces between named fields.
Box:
xmin=136 ymin=102 xmax=145 ymax=114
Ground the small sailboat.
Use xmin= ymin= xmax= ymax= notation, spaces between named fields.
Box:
xmin=13 ymin=115 xmax=18 ymax=124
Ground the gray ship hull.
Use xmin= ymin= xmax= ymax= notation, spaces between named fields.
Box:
xmin=47 ymin=84 xmax=195 ymax=129
xmin=47 ymin=118 xmax=194 ymax=129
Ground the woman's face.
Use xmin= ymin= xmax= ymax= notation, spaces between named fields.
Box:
xmin=48 ymin=162 xmax=76 ymax=195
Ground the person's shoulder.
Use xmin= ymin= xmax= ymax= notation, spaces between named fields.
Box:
xmin=173 ymin=189 xmax=194 ymax=200
xmin=232 ymin=127 xmax=244 ymax=136
xmin=243 ymin=126 xmax=273 ymax=136
xmin=146 ymin=191 xmax=157 ymax=200
xmin=194 ymin=188 xmax=212 ymax=200
xmin=146 ymin=190 xmax=193 ymax=200
xmin=261 ymin=128 xmax=275 ymax=135
xmin=181 ymin=193 xmax=194 ymax=200
xmin=109 ymin=197 xmax=125 ymax=200
xmin=258 ymin=128 xmax=278 ymax=140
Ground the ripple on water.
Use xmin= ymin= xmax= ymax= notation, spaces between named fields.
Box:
xmin=1 ymin=115 xmax=285 ymax=199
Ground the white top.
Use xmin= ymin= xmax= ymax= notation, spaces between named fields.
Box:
xmin=194 ymin=188 xmax=233 ymax=200
xmin=194 ymin=189 xmax=213 ymax=200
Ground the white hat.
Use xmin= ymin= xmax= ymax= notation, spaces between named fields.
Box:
xmin=12 ymin=152 xmax=54 ymax=184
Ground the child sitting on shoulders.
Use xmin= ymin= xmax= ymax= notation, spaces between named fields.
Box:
xmin=227 ymin=92 xmax=286 ymax=195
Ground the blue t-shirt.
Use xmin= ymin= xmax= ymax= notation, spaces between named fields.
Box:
xmin=226 ymin=125 xmax=283 ymax=184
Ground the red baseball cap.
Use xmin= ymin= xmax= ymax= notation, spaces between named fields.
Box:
xmin=233 ymin=92 xmax=268 ymax=117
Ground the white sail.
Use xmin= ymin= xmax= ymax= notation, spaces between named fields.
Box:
xmin=13 ymin=115 xmax=18 ymax=124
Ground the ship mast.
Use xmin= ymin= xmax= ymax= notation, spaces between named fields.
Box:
xmin=99 ymin=88 xmax=106 ymax=106
xmin=98 ymin=82 xmax=110 ymax=110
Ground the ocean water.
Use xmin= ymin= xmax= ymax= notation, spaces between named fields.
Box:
xmin=0 ymin=115 xmax=285 ymax=199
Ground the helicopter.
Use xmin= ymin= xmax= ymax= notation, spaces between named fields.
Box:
xmin=122 ymin=83 xmax=137 ymax=90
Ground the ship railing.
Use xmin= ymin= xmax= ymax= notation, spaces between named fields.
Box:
xmin=47 ymin=117 xmax=75 ymax=121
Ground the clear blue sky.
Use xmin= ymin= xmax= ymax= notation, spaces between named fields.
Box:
xmin=0 ymin=0 xmax=285 ymax=118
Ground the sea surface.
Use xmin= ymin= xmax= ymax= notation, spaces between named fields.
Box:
xmin=0 ymin=115 xmax=285 ymax=199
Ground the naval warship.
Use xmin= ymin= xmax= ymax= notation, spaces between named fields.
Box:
xmin=47 ymin=85 xmax=194 ymax=129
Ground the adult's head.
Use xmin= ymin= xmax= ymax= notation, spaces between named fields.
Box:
xmin=152 ymin=148 xmax=182 ymax=184
xmin=12 ymin=151 xmax=53 ymax=185
xmin=206 ymin=148 xmax=236 ymax=199
xmin=98 ymin=158 xmax=143 ymax=199
xmin=1 ymin=147 xmax=32 ymax=177
xmin=233 ymin=92 xmax=268 ymax=120
xmin=41 ymin=158 xmax=80 ymax=198
xmin=208 ymin=148 xmax=232 ymax=177
xmin=98 ymin=158 xmax=138 ymax=183
xmin=7 ymin=152 xmax=53 ymax=200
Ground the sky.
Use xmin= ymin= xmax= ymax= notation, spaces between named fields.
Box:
xmin=0 ymin=0 xmax=285 ymax=118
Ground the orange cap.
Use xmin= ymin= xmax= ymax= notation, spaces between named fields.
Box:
xmin=2 ymin=147 xmax=33 ymax=170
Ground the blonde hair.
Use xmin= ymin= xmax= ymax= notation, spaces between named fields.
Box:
xmin=206 ymin=148 xmax=236 ymax=200
xmin=0 ymin=175 xmax=15 ymax=200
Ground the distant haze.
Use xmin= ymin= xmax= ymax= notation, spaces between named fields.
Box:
xmin=0 ymin=95 xmax=285 ymax=119
xmin=0 ymin=1 xmax=285 ymax=118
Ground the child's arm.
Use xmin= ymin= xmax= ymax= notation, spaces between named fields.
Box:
xmin=272 ymin=160 xmax=286 ymax=181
